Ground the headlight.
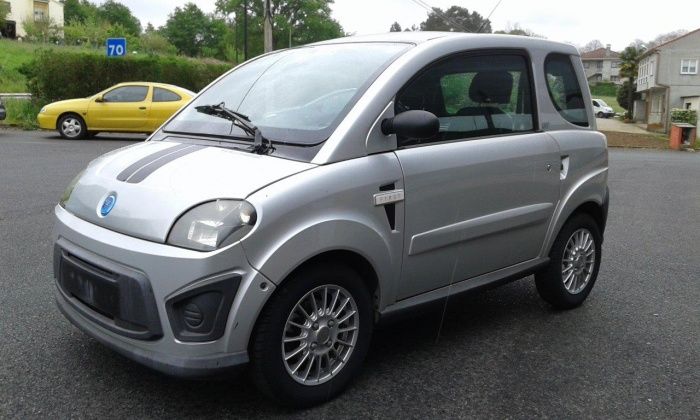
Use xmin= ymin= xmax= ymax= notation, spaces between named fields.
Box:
xmin=59 ymin=170 xmax=84 ymax=208
xmin=40 ymin=107 xmax=47 ymax=114
xmin=167 ymin=200 xmax=257 ymax=251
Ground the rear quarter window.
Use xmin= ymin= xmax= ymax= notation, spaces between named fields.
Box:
xmin=544 ymin=54 xmax=588 ymax=127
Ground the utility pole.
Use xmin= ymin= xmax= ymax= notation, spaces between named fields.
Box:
xmin=263 ymin=0 xmax=273 ymax=52
xmin=243 ymin=0 xmax=248 ymax=60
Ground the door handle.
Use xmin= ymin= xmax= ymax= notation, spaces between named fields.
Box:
xmin=139 ymin=106 xmax=147 ymax=110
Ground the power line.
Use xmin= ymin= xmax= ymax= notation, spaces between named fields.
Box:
xmin=408 ymin=0 xmax=470 ymax=32
xmin=477 ymin=0 xmax=504 ymax=33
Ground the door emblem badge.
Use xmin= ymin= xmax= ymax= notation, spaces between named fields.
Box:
xmin=100 ymin=193 xmax=117 ymax=216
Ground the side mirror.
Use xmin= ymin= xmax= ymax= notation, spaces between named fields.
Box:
xmin=381 ymin=110 xmax=439 ymax=139
xmin=95 ymin=95 xmax=104 ymax=103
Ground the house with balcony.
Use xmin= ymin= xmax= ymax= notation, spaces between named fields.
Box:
xmin=635 ymin=28 xmax=700 ymax=135
xmin=581 ymin=45 xmax=622 ymax=85
xmin=1 ymin=0 xmax=64 ymax=39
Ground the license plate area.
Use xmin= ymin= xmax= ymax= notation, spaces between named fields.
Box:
xmin=60 ymin=254 xmax=120 ymax=319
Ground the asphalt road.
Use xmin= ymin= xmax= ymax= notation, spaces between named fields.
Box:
xmin=1 ymin=130 xmax=698 ymax=419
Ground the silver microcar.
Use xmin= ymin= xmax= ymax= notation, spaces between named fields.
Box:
xmin=53 ymin=32 xmax=608 ymax=407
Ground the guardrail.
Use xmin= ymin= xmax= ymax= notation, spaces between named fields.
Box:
xmin=0 ymin=93 xmax=32 ymax=100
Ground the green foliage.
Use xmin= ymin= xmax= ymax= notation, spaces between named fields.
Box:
xmin=616 ymin=81 xmax=640 ymax=112
xmin=0 ymin=99 xmax=42 ymax=129
xmin=97 ymin=0 xmax=142 ymax=36
xmin=163 ymin=3 xmax=211 ymax=57
xmin=419 ymin=6 xmax=491 ymax=33
xmin=215 ymin=0 xmax=344 ymax=56
xmin=670 ymin=109 xmax=698 ymax=125
xmin=589 ymin=82 xmax=618 ymax=97
xmin=19 ymin=49 xmax=231 ymax=103
xmin=140 ymin=32 xmax=178 ymax=56
xmin=22 ymin=16 xmax=63 ymax=43
xmin=63 ymin=0 xmax=99 ymax=24
xmin=389 ymin=22 xmax=402 ymax=32
xmin=0 ymin=1 xmax=10 ymax=28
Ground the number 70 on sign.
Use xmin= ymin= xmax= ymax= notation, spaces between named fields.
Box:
xmin=106 ymin=38 xmax=127 ymax=57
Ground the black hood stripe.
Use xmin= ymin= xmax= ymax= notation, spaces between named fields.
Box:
xmin=117 ymin=143 xmax=192 ymax=182
xmin=125 ymin=145 xmax=204 ymax=184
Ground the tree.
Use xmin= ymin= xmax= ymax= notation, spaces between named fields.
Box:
xmin=97 ymin=0 xmax=142 ymax=36
xmin=619 ymin=45 xmax=644 ymax=118
xmin=419 ymin=6 xmax=491 ymax=33
xmin=164 ymin=3 xmax=211 ymax=56
xmin=63 ymin=0 xmax=98 ymax=24
xmin=616 ymin=80 xmax=640 ymax=113
xmin=22 ymin=16 xmax=63 ymax=43
xmin=495 ymin=23 xmax=543 ymax=38
xmin=216 ymin=0 xmax=344 ymax=55
xmin=140 ymin=32 xmax=177 ymax=55
xmin=647 ymin=29 xmax=688 ymax=48
xmin=580 ymin=39 xmax=604 ymax=53
xmin=0 ymin=1 xmax=11 ymax=29
xmin=389 ymin=21 xmax=402 ymax=32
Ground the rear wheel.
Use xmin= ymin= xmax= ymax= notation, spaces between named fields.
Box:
xmin=249 ymin=263 xmax=373 ymax=407
xmin=535 ymin=213 xmax=602 ymax=309
xmin=58 ymin=114 xmax=87 ymax=140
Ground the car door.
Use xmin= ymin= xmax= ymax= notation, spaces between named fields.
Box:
xmin=87 ymin=85 xmax=151 ymax=131
xmin=394 ymin=51 xmax=561 ymax=300
xmin=149 ymin=87 xmax=185 ymax=131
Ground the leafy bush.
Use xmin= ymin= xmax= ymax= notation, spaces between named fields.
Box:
xmin=670 ymin=109 xmax=698 ymax=125
xmin=589 ymin=82 xmax=618 ymax=97
xmin=0 ymin=99 xmax=42 ymax=129
xmin=616 ymin=81 xmax=640 ymax=113
xmin=20 ymin=50 xmax=232 ymax=103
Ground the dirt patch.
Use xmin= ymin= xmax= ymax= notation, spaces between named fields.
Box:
xmin=601 ymin=131 xmax=669 ymax=149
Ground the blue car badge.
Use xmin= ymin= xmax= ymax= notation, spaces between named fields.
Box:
xmin=100 ymin=193 xmax=117 ymax=216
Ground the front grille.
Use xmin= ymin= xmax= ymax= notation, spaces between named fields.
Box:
xmin=55 ymin=244 xmax=163 ymax=340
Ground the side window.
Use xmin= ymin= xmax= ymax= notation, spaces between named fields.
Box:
xmin=592 ymin=100 xmax=599 ymax=107
xmin=395 ymin=53 xmax=535 ymax=147
xmin=103 ymin=86 xmax=149 ymax=103
xmin=153 ymin=87 xmax=182 ymax=102
xmin=544 ymin=54 xmax=588 ymax=127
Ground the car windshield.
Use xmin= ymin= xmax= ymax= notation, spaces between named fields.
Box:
xmin=597 ymin=100 xmax=608 ymax=107
xmin=163 ymin=43 xmax=410 ymax=145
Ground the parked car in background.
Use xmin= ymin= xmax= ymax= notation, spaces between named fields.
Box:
xmin=37 ymin=82 xmax=194 ymax=139
xmin=53 ymin=33 xmax=608 ymax=407
xmin=592 ymin=98 xmax=615 ymax=118
xmin=0 ymin=99 xmax=6 ymax=121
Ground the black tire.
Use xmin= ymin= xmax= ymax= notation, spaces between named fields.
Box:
xmin=57 ymin=114 xmax=88 ymax=140
xmin=596 ymin=111 xmax=604 ymax=118
xmin=535 ymin=213 xmax=602 ymax=309
xmin=249 ymin=262 xmax=373 ymax=408
xmin=87 ymin=131 xmax=99 ymax=139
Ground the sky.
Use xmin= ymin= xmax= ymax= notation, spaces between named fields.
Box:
xmin=92 ymin=0 xmax=700 ymax=51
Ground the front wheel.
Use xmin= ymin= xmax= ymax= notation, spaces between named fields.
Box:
xmin=596 ymin=111 xmax=604 ymax=118
xmin=249 ymin=263 xmax=373 ymax=407
xmin=535 ymin=213 xmax=602 ymax=309
xmin=58 ymin=114 xmax=87 ymax=140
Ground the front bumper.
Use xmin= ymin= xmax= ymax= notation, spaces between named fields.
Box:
xmin=53 ymin=205 xmax=275 ymax=377
xmin=0 ymin=106 xmax=6 ymax=121
xmin=37 ymin=113 xmax=57 ymax=130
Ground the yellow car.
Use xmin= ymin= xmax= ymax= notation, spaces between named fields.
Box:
xmin=38 ymin=82 xmax=195 ymax=139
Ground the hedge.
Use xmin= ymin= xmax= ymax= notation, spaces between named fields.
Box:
xmin=20 ymin=49 xmax=233 ymax=103
xmin=589 ymin=82 xmax=618 ymax=97
xmin=670 ymin=109 xmax=698 ymax=126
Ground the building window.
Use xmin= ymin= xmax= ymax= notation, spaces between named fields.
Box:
xmin=596 ymin=61 xmax=603 ymax=70
xmin=611 ymin=75 xmax=619 ymax=82
xmin=612 ymin=61 xmax=619 ymax=68
xmin=680 ymin=59 xmax=698 ymax=75
xmin=584 ymin=62 xmax=590 ymax=69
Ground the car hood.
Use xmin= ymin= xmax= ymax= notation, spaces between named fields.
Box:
xmin=47 ymin=98 xmax=91 ymax=111
xmin=62 ymin=140 xmax=315 ymax=243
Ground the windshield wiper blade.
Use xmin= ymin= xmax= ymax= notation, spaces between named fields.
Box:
xmin=195 ymin=103 xmax=274 ymax=154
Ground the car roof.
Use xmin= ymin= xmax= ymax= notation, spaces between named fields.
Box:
xmin=311 ymin=32 xmax=579 ymax=55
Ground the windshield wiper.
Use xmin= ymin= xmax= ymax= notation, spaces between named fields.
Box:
xmin=195 ymin=103 xmax=274 ymax=154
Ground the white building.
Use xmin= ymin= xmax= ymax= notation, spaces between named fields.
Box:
xmin=1 ymin=0 xmax=64 ymax=39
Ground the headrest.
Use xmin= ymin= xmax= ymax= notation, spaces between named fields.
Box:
xmin=468 ymin=71 xmax=514 ymax=104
